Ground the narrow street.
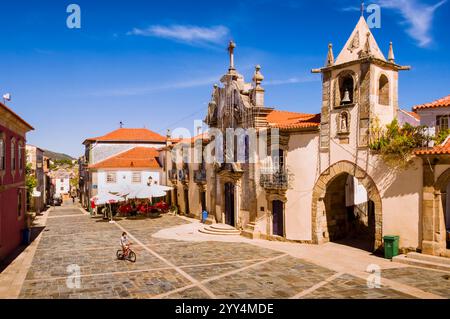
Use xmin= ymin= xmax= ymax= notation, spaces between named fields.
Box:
xmin=6 ymin=202 xmax=448 ymax=299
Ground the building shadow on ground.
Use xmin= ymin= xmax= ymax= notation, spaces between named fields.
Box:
xmin=0 ymin=225 xmax=45 ymax=273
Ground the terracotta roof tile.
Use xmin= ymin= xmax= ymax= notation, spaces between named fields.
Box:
xmin=266 ymin=110 xmax=321 ymax=130
xmin=404 ymin=110 xmax=421 ymax=121
xmin=415 ymin=137 xmax=450 ymax=155
xmin=89 ymin=147 xmax=161 ymax=169
xmin=400 ymin=109 xmax=420 ymax=121
xmin=412 ymin=94 xmax=450 ymax=111
xmin=170 ymin=132 xmax=209 ymax=145
xmin=85 ymin=128 xmax=166 ymax=144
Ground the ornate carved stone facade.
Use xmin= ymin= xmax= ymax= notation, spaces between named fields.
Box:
xmin=163 ymin=17 xmax=448 ymax=257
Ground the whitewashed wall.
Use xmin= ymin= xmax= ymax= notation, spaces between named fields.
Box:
xmin=96 ymin=170 xmax=161 ymax=194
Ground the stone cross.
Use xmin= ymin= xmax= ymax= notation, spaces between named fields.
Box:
xmin=228 ymin=40 xmax=236 ymax=70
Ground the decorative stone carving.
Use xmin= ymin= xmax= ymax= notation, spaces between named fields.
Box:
xmin=347 ymin=31 xmax=360 ymax=53
xmin=338 ymin=110 xmax=350 ymax=134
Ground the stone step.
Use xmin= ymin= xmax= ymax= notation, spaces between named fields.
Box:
xmin=209 ymin=224 xmax=238 ymax=231
xmin=393 ymin=254 xmax=450 ymax=272
xmin=199 ymin=224 xmax=241 ymax=236
xmin=244 ymin=222 xmax=256 ymax=231
xmin=198 ymin=228 xmax=240 ymax=236
xmin=241 ymin=229 xmax=257 ymax=239
xmin=241 ymin=223 xmax=258 ymax=239
xmin=406 ymin=252 xmax=450 ymax=265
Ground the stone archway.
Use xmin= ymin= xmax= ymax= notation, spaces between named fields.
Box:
xmin=422 ymin=167 xmax=450 ymax=256
xmin=311 ymin=161 xmax=383 ymax=252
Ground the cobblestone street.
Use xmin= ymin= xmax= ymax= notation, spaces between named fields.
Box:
xmin=16 ymin=203 xmax=450 ymax=299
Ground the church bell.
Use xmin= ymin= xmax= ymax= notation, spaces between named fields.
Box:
xmin=342 ymin=89 xmax=351 ymax=104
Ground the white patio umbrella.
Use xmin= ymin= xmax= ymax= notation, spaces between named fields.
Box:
xmin=127 ymin=185 xmax=153 ymax=200
xmin=91 ymin=192 xmax=124 ymax=205
xmin=114 ymin=184 xmax=135 ymax=198
xmin=91 ymin=192 xmax=124 ymax=223
xmin=126 ymin=184 xmax=173 ymax=200
xmin=149 ymin=184 xmax=173 ymax=198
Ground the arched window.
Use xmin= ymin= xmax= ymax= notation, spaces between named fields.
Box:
xmin=11 ymin=138 xmax=16 ymax=172
xmin=378 ymin=74 xmax=390 ymax=105
xmin=339 ymin=74 xmax=354 ymax=106
xmin=18 ymin=189 xmax=23 ymax=217
xmin=0 ymin=132 xmax=5 ymax=171
xmin=18 ymin=141 xmax=24 ymax=173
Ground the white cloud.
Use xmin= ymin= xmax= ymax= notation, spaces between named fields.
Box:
xmin=127 ymin=24 xmax=230 ymax=46
xmin=378 ymin=0 xmax=447 ymax=47
xmin=340 ymin=6 xmax=361 ymax=12
xmin=93 ymin=75 xmax=318 ymax=97
xmin=264 ymin=76 xmax=319 ymax=86
xmin=92 ymin=76 xmax=219 ymax=97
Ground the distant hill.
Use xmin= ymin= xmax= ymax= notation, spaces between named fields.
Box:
xmin=42 ymin=149 xmax=75 ymax=161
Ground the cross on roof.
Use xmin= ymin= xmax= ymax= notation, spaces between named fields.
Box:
xmin=228 ymin=40 xmax=236 ymax=70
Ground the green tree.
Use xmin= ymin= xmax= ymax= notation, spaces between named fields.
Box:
xmin=434 ymin=128 xmax=450 ymax=146
xmin=369 ymin=119 xmax=428 ymax=169
xmin=25 ymin=163 xmax=37 ymax=210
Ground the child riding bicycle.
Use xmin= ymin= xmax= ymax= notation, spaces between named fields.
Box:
xmin=120 ymin=232 xmax=132 ymax=257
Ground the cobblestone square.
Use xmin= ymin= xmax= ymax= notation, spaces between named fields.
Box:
xmin=12 ymin=205 xmax=450 ymax=299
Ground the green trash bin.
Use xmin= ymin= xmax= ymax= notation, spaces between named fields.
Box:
xmin=383 ymin=235 xmax=399 ymax=259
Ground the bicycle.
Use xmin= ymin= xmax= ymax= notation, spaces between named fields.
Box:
xmin=116 ymin=245 xmax=136 ymax=263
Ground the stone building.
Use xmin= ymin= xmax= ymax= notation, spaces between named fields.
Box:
xmin=79 ymin=128 xmax=166 ymax=207
xmin=166 ymin=16 xmax=450 ymax=257
xmin=88 ymin=147 xmax=163 ymax=196
xmin=414 ymin=95 xmax=450 ymax=255
xmin=0 ymin=102 xmax=33 ymax=261
xmin=161 ymin=132 xmax=211 ymax=219
xmin=25 ymin=144 xmax=45 ymax=212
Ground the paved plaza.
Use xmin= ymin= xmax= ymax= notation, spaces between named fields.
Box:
xmin=2 ymin=203 xmax=448 ymax=299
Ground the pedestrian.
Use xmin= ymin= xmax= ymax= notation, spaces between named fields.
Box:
xmin=70 ymin=188 xmax=77 ymax=204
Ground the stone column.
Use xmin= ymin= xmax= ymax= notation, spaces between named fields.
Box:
xmin=421 ymin=162 xmax=438 ymax=255
xmin=235 ymin=179 xmax=241 ymax=229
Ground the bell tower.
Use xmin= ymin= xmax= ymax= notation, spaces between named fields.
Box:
xmin=312 ymin=16 xmax=410 ymax=150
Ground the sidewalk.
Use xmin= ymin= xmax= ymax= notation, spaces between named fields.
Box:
xmin=153 ymin=219 xmax=447 ymax=299
xmin=0 ymin=208 xmax=51 ymax=299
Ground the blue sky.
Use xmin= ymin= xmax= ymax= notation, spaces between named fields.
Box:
xmin=0 ymin=0 xmax=449 ymax=157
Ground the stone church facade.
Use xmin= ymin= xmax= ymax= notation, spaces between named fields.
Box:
xmin=162 ymin=17 xmax=449 ymax=257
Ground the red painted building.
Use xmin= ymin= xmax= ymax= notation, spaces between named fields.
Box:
xmin=0 ymin=102 xmax=34 ymax=261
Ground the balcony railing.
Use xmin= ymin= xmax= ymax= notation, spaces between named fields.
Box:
xmin=260 ymin=169 xmax=292 ymax=190
xmin=168 ymin=168 xmax=178 ymax=181
xmin=179 ymin=168 xmax=190 ymax=183
xmin=194 ymin=168 xmax=207 ymax=184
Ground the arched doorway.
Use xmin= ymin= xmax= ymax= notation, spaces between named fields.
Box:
xmin=323 ymin=172 xmax=375 ymax=251
xmin=224 ymin=182 xmax=235 ymax=226
xmin=424 ymin=168 xmax=450 ymax=254
xmin=312 ymin=161 xmax=382 ymax=252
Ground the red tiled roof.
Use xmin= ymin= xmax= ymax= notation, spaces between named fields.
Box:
xmin=0 ymin=102 xmax=34 ymax=131
xmin=266 ymin=110 xmax=321 ymax=130
xmin=412 ymin=94 xmax=450 ymax=111
xmin=89 ymin=147 xmax=161 ymax=169
xmin=405 ymin=110 xmax=420 ymax=121
xmin=84 ymin=128 xmax=166 ymax=144
xmin=170 ymin=132 xmax=209 ymax=145
xmin=415 ymin=138 xmax=450 ymax=155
